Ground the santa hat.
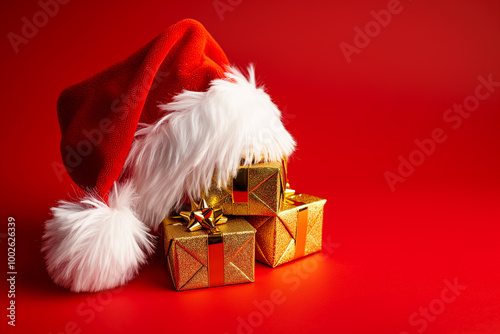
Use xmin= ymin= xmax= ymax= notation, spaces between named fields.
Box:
xmin=42 ymin=19 xmax=295 ymax=292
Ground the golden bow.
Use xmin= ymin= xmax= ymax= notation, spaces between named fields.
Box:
xmin=284 ymin=183 xmax=295 ymax=197
xmin=284 ymin=183 xmax=306 ymax=206
xmin=179 ymin=199 xmax=228 ymax=234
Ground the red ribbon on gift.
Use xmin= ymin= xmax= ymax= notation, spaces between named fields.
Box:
xmin=176 ymin=200 xmax=227 ymax=287
xmin=284 ymin=186 xmax=308 ymax=259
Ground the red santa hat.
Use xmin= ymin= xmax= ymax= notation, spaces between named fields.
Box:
xmin=42 ymin=19 xmax=295 ymax=292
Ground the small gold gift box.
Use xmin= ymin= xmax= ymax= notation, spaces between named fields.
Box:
xmin=201 ymin=161 xmax=286 ymax=216
xmin=248 ymin=193 xmax=326 ymax=268
xmin=162 ymin=206 xmax=256 ymax=290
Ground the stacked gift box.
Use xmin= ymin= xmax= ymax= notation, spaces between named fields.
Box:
xmin=161 ymin=161 xmax=326 ymax=291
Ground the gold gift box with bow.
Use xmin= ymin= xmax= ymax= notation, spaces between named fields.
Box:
xmin=162 ymin=207 xmax=256 ymax=291
xmin=201 ymin=161 xmax=286 ymax=216
xmin=248 ymin=193 xmax=326 ymax=268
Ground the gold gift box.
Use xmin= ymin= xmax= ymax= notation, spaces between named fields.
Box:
xmin=162 ymin=217 xmax=256 ymax=291
xmin=248 ymin=194 xmax=326 ymax=268
xmin=202 ymin=162 xmax=286 ymax=216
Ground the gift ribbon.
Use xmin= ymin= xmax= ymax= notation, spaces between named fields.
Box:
xmin=280 ymin=158 xmax=288 ymax=203
xmin=232 ymin=168 xmax=249 ymax=203
xmin=174 ymin=200 xmax=227 ymax=287
xmin=284 ymin=185 xmax=308 ymax=259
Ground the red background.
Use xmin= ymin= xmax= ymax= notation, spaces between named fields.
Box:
xmin=1 ymin=0 xmax=499 ymax=333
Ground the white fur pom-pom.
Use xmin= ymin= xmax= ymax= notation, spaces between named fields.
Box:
xmin=125 ymin=65 xmax=296 ymax=230
xmin=42 ymin=181 xmax=155 ymax=292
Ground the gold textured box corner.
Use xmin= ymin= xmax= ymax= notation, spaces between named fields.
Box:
xmin=202 ymin=161 xmax=286 ymax=216
xmin=248 ymin=194 xmax=326 ymax=268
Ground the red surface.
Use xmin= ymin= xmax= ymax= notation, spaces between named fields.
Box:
xmin=1 ymin=0 xmax=499 ymax=333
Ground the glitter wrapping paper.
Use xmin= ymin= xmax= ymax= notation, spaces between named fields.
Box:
xmin=202 ymin=162 xmax=286 ymax=216
xmin=248 ymin=194 xmax=326 ymax=268
xmin=162 ymin=217 xmax=256 ymax=291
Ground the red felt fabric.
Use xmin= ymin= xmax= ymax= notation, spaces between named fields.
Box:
xmin=56 ymin=19 xmax=229 ymax=202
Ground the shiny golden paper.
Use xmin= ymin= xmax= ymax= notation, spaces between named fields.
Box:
xmin=202 ymin=162 xmax=286 ymax=216
xmin=248 ymin=194 xmax=326 ymax=268
xmin=162 ymin=217 xmax=256 ymax=290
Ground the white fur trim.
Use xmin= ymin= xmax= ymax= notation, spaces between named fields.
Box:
xmin=42 ymin=181 xmax=155 ymax=292
xmin=125 ymin=65 xmax=296 ymax=230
